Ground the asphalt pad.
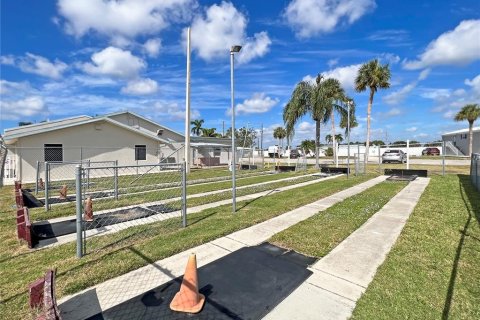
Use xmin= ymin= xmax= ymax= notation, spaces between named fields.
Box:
xmin=87 ymin=243 xmax=315 ymax=320
xmin=33 ymin=204 xmax=176 ymax=240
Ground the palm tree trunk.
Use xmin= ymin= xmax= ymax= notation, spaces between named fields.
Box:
xmin=469 ymin=121 xmax=473 ymax=156
xmin=331 ymin=110 xmax=336 ymax=166
xmin=315 ymin=120 xmax=320 ymax=168
xmin=365 ymin=89 xmax=374 ymax=163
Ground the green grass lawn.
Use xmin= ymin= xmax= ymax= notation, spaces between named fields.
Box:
xmin=0 ymin=174 xmax=375 ymax=319
xmin=270 ymin=180 xmax=407 ymax=257
xmin=351 ymin=174 xmax=480 ymax=319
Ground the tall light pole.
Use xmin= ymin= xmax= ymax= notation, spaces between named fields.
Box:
xmin=347 ymin=100 xmax=351 ymax=178
xmin=230 ymin=45 xmax=242 ymax=213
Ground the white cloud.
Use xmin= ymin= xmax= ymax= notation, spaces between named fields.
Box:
xmin=121 ymin=78 xmax=159 ymax=95
xmin=81 ymin=47 xmax=146 ymax=78
xmin=0 ymin=96 xmax=46 ymax=120
xmin=0 ymin=55 xmax=15 ymax=65
xmin=465 ymin=74 xmax=480 ymax=97
xmin=284 ymin=0 xmax=376 ymax=38
xmin=377 ymin=107 xmax=402 ymax=118
xmin=403 ymin=20 xmax=480 ymax=69
xmin=327 ymin=58 xmax=339 ymax=68
xmin=187 ymin=2 xmax=271 ymax=63
xmin=323 ymin=64 xmax=362 ymax=90
xmin=4 ymin=53 xmax=68 ymax=79
xmin=296 ymin=121 xmax=316 ymax=135
xmin=380 ymin=53 xmax=400 ymax=64
xmin=151 ymin=101 xmax=200 ymax=121
xmin=383 ymin=69 xmax=430 ymax=105
xmin=143 ymin=38 xmax=162 ymax=57
xmin=383 ymin=83 xmax=416 ymax=105
xmin=0 ymin=80 xmax=31 ymax=95
xmin=57 ymin=0 xmax=195 ymax=42
xmin=406 ymin=126 xmax=417 ymax=132
xmin=235 ymin=93 xmax=279 ymax=115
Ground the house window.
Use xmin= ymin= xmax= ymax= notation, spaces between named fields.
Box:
xmin=214 ymin=148 xmax=221 ymax=157
xmin=44 ymin=144 xmax=63 ymax=162
xmin=135 ymin=145 xmax=147 ymax=161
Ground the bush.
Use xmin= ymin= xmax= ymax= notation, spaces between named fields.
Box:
xmin=326 ymin=147 xmax=333 ymax=157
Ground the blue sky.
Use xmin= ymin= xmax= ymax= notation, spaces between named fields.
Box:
xmin=1 ymin=0 xmax=479 ymax=145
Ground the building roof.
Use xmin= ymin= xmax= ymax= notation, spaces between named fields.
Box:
xmin=4 ymin=115 xmax=92 ymax=136
xmin=442 ymin=127 xmax=480 ymax=136
xmin=3 ymin=116 xmax=170 ymax=144
xmin=104 ymin=110 xmax=184 ymax=138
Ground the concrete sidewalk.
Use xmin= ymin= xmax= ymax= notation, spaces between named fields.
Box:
xmin=264 ymin=177 xmax=430 ymax=320
xmin=58 ymin=175 xmax=387 ymax=320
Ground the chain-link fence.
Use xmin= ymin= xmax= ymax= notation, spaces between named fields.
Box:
xmin=75 ymin=162 xmax=186 ymax=257
xmin=42 ymin=160 xmax=117 ymax=210
xmin=471 ymin=153 xmax=480 ymax=192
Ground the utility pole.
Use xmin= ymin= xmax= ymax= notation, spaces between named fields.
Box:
xmin=222 ymin=120 xmax=225 ymax=137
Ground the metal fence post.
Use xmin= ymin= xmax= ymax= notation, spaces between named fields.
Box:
xmin=75 ymin=165 xmax=83 ymax=258
xmin=35 ymin=161 xmax=40 ymax=194
xmin=442 ymin=141 xmax=446 ymax=176
xmin=378 ymin=146 xmax=381 ymax=173
xmin=181 ymin=161 xmax=187 ymax=228
xmin=406 ymin=139 xmax=410 ymax=169
xmin=114 ymin=160 xmax=119 ymax=200
xmin=44 ymin=162 xmax=49 ymax=211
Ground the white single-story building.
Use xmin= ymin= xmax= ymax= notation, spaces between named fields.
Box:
xmin=442 ymin=127 xmax=480 ymax=155
xmin=2 ymin=111 xmax=232 ymax=184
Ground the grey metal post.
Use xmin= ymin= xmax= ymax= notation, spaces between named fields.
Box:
xmin=406 ymin=139 xmax=410 ymax=169
xmin=347 ymin=102 xmax=350 ymax=178
xmin=114 ymin=160 xmax=119 ymax=200
xmin=181 ymin=161 xmax=187 ymax=227
xmin=442 ymin=141 xmax=446 ymax=176
xmin=261 ymin=123 xmax=264 ymax=169
xmin=44 ymin=162 xmax=49 ymax=211
xmin=86 ymin=160 xmax=91 ymax=189
xmin=75 ymin=165 xmax=83 ymax=258
xmin=35 ymin=161 xmax=40 ymax=194
xmin=378 ymin=146 xmax=381 ymax=173
xmin=230 ymin=49 xmax=237 ymax=213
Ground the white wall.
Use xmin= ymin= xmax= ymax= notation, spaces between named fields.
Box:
xmin=10 ymin=120 xmax=162 ymax=183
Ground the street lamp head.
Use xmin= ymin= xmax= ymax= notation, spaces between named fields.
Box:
xmin=230 ymin=45 xmax=242 ymax=53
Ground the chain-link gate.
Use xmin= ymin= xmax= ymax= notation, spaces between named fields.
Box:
xmin=42 ymin=160 xmax=117 ymax=210
xmin=75 ymin=162 xmax=186 ymax=257
xmin=471 ymin=153 xmax=480 ymax=192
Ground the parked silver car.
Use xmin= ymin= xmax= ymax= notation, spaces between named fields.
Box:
xmin=382 ymin=149 xmax=407 ymax=163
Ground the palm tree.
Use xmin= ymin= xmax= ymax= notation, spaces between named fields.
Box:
xmin=201 ymin=128 xmax=218 ymax=137
xmin=320 ymin=78 xmax=349 ymax=162
xmin=335 ymin=134 xmax=343 ymax=143
xmin=454 ymin=104 xmax=480 ymax=156
xmin=273 ymin=127 xmax=287 ymax=149
xmin=355 ymin=59 xmax=391 ymax=161
xmin=300 ymin=139 xmax=315 ymax=155
xmin=190 ymin=119 xmax=204 ymax=136
xmin=283 ymin=74 xmax=328 ymax=168
xmin=325 ymin=134 xmax=332 ymax=144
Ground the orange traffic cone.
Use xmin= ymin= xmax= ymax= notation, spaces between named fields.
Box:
xmin=59 ymin=185 xmax=68 ymax=199
xmin=170 ymin=253 xmax=205 ymax=313
xmin=84 ymin=196 xmax=94 ymax=221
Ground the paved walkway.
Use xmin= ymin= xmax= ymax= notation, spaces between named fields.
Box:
xmin=264 ymin=177 xmax=430 ymax=320
xmin=58 ymin=175 xmax=387 ymax=320
xmin=38 ymin=173 xmax=341 ymax=248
